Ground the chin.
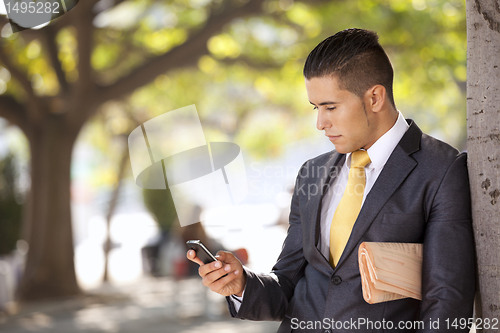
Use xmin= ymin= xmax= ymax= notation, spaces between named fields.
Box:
xmin=334 ymin=145 xmax=356 ymax=154
xmin=333 ymin=145 xmax=347 ymax=154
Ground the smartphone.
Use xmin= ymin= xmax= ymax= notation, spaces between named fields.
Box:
xmin=186 ymin=240 xmax=217 ymax=264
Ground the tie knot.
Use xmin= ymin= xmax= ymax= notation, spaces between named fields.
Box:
xmin=351 ymin=150 xmax=371 ymax=168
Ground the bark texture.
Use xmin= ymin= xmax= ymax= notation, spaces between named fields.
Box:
xmin=17 ymin=115 xmax=82 ymax=299
xmin=466 ymin=0 xmax=500 ymax=330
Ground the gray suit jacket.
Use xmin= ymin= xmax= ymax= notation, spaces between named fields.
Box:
xmin=227 ymin=120 xmax=475 ymax=332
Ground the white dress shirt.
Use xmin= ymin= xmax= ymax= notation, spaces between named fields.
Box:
xmin=231 ymin=111 xmax=409 ymax=312
xmin=318 ymin=111 xmax=409 ymax=258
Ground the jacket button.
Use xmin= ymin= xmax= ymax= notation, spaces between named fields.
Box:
xmin=332 ymin=276 xmax=342 ymax=285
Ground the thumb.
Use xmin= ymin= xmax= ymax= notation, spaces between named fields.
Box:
xmin=215 ymin=250 xmax=233 ymax=262
xmin=216 ymin=250 xmax=240 ymax=265
xmin=215 ymin=250 xmax=226 ymax=261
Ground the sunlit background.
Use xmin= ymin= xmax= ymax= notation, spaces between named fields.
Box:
xmin=0 ymin=0 xmax=468 ymax=331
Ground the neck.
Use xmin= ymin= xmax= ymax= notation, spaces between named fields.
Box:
xmin=363 ymin=108 xmax=399 ymax=150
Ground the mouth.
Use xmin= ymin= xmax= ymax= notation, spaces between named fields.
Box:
xmin=326 ymin=134 xmax=341 ymax=141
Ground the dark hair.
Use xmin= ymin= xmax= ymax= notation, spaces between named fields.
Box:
xmin=303 ymin=28 xmax=396 ymax=108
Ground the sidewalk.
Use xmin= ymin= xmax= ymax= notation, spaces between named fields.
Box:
xmin=0 ymin=276 xmax=280 ymax=333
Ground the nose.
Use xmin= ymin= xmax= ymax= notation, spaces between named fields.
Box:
xmin=316 ymin=108 xmax=330 ymax=131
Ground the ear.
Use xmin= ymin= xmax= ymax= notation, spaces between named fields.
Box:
xmin=364 ymin=85 xmax=386 ymax=113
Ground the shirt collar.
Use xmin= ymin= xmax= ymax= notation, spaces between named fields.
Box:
xmin=346 ymin=111 xmax=409 ymax=171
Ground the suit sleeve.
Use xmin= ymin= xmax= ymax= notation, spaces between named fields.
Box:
xmin=225 ymin=162 xmax=308 ymax=321
xmin=418 ymin=153 xmax=476 ymax=332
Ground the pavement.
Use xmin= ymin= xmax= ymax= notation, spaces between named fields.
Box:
xmin=0 ymin=276 xmax=479 ymax=333
xmin=0 ymin=276 xmax=280 ymax=333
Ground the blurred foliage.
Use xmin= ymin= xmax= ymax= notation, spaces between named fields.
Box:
xmin=123 ymin=0 xmax=468 ymax=156
xmin=0 ymin=153 xmax=23 ymax=255
xmin=0 ymin=0 xmax=468 ymax=186
xmin=142 ymin=188 xmax=178 ymax=232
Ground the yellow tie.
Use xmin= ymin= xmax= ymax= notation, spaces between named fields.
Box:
xmin=329 ymin=150 xmax=371 ymax=267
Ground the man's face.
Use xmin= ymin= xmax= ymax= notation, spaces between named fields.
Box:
xmin=305 ymin=75 xmax=376 ymax=154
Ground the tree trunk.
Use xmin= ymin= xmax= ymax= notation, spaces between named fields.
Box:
xmin=16 ymin=114 xmax=81 ymax=300
xmin=103 ymin=137 xmax=129 ymax=283
xmin=466 ymin=0 xmax=500 ymax=330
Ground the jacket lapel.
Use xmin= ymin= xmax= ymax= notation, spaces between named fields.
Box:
xmin=333 ymin=120 xmax=422 ymax=271
xmin=303 ymin=152 xmax=344 ymax=276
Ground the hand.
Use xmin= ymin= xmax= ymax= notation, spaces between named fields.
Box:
xmin=187 ymin=250 xmax=246 ymax=297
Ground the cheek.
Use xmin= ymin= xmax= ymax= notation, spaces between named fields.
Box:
xmin=350 ymin=109 xmax=369 ymax=129
xmin=331 ymin=110 xmax=347 ymax=125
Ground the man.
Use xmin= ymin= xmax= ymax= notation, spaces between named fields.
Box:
xmin=187 ymin=28 xmax=475 ymax=332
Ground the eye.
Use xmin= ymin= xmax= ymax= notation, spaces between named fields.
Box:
xmin=312 ymin=106 xmax=318 ymax=110
xmin=327 ymin=107 xmax=336 ymax=111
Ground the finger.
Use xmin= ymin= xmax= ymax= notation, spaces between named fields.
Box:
xmin=202 ymin=264 xmax=231 ymax=286
xmin=199 ymin=259 xmax=224 ymax=277
xmin=209 ymin=269 xmax=243 ymax=295
xmin=186 ymin=250 xmax=204 ymax=266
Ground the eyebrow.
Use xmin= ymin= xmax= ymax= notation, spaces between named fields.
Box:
xmin=309 ymin=101 xmax=339 ymax=106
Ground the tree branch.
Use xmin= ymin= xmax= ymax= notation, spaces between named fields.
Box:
xmin=295 ymin=0 xmax=337 ymax=5
xmin=50 ymin=0 xmax=126 ymax=31
xmin=103 ymin=133 xmax=129 ymax=282
xmin=219 ymin=55 xmax=284 ymax=70
xmin=94 ymin=0 xmax=266 ymax=105
xmin=43 ymin=26 xmax=69 ymax=94
xmin=49 ymin=7 xmax=76 ymax=30
xmin=67 ymin=0 xmax=97 ymax=129
xmin=74 ymin=1 xmax=94 ymax=99
xmin=94 ymin=27 xmax=142 ymax=83
xmin=0 ymin=43 xmax=35 ymax=99
xmin=0 ymin=95 xmax=29 ymax=134
xmin=0 ymin=41 xmax=43 ymax=123
xmin=94 ymin=0 xmax=129 ymax=14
